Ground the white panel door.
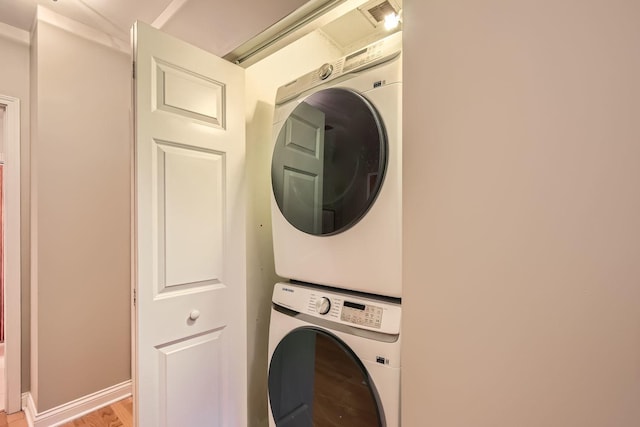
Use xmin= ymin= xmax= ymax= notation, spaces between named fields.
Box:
xmin=132 ymin=21 xmax=246 ymax=427
xmin=272 ymin=103 xmax=325 ymax=234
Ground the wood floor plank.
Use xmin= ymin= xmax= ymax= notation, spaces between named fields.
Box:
xmin=109 ymin=398 xmax=133 ymax=427
xmin=0 ymin=411 xmax=27 ymax=427
xmin=59 ymin=397 xmax=132 ymax=427
xmin=2 ymin=397 xmax=130 ymax=427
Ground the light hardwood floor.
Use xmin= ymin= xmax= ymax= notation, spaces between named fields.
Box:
xmin=0 ymin=411 xmax=27 ymax=427
xmin=0 ymin=397 xmax=132 ymax=427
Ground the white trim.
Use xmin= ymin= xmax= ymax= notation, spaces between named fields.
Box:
xmin=36 ymin=6 xmax=129 ymax=54
xmin=152 ymin=0 xmax=191 ymax=29
xmin=74 ymin=0 xmax=129 ymax=41
xmin=1 ymin=95 xmax=22 ymax=414
xmin=23 ymin=393 xmax=34 ymax=427
xmin=23 ymin=381 xmax=132 ymax=427
xmin=0 ymin=22 xmax=30 ymax=46
xmin=21 ymin=392 xmax=30 ymax=427
xmin=129 ymin=113 xmax=138 ymax=427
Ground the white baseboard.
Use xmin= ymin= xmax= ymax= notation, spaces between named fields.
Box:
xmin=22 ymin=380 xmax=132 ymax=427
xmin=20 ymin=393 xmax=30 ymax=427
xmin=22 ymin=393 xmax=35 ymax=427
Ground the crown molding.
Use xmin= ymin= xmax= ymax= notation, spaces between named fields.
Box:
xmin=0 ymin=22 xmax=30 ymax=46
xmin=36 ymin=6 xmax=129 ymax=55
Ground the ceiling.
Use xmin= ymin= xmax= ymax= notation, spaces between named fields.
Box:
xmin=0 ymin=0 xmax=402 ymax=59
xmin=0 ymin=0 xmax=312 ymax=56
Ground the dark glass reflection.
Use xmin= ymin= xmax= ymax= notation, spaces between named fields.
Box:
xmin=272 ymin=88 xmax=387 ymax=235
xmin=268 ymin=328 xmax=382 ymax=427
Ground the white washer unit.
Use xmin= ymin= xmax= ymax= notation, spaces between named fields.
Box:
xmin=267 ymin=282 xmax=401 ymax=427
xmin=270 ymin=32 xmax=402 ymax=298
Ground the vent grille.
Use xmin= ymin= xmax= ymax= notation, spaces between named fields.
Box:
xmin=367 ymin=1 xmax=397 ymax=22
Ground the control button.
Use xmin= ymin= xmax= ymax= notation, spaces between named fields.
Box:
xmin=319 ymin=63 xmax=333 ymax=80
xmin=315 ymin=297 xmax=331 ymax=315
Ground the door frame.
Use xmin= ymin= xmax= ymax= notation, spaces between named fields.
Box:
xmin=0 ymin=94 xmax=22 ymax=413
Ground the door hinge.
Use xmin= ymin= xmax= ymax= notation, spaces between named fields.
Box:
xmin=133 ymin=288 xmax=137 ymax=306
xmin=132 ymin=61 xmax=136 ymax=79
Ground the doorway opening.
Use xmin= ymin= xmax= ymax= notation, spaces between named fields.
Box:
xmin=0 ymin=94 xmax=21 ymax=414
xmin=0 ymin=106 xmax=5 ymax=410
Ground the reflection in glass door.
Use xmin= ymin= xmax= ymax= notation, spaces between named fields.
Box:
xmin=272 ymin=88 xmax=387 ymax=236
xmin=269 ymin=328 xmax=382 ymax=427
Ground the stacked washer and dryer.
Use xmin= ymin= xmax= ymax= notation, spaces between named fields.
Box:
xmin=267 ymin=31 xmax=403 ymax=427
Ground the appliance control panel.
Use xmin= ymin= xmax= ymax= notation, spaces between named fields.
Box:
xmin=341 ymin=300 xmax=383 ymax=328
xmin=275 ymin=31 xmax=402 ymax=105
xmin=272 ymin=282 xmax=401 ymax=335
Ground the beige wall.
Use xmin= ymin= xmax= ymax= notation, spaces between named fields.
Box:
xmin=30 ymin=21 xmax=131 ymax=411
xmin=0 ymin=32 xmax=31 ymax=392
xmin=402 ymin=1 xmax=640 ymax=426
xmin=245 ymin=31 xmax=342 ymax=426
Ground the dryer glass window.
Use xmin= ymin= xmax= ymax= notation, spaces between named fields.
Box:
xmin=268 ymin=328 xmax=382 ymax=427
xmin=271 ymin=88 xmax=387 ymax=235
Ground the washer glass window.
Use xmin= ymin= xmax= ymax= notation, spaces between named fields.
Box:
xmin=268 ymin=328 xmax=383 ymax=426
xmin=272 ymin=88 xmax=387 ymax=235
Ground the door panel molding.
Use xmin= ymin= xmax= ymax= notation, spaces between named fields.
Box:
xmin=153 ymin=58 xmax=226 ymax=128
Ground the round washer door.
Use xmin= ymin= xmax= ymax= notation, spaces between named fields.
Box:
xmin=271 ymin=88 xmax=387 ymax=236
xmin=268 ymin=327 xmax=383 ymax=427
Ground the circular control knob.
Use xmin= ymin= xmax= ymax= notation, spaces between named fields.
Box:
xmin=315 ymin=297 xmax=331 ymax=315
xmin=319 ymin=63 xmax=333 ymax=80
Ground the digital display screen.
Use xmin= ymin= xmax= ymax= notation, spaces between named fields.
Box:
xmin=345 ymin=48 xmax=367 ymax=62
xmin=344 ymin=301 xmax=366 ymax=311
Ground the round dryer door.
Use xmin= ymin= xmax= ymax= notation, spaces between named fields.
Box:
xmin=268 ymin=328 xmax=383 ymax=427
xmin=271 ymin=88 xmax=387 ymax=235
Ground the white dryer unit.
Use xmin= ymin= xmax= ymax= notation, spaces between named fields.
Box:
xmin=267 ymin=282 xmax=401 ymax=427
xmin=271 ymin=32 xmax=402 ymax=298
